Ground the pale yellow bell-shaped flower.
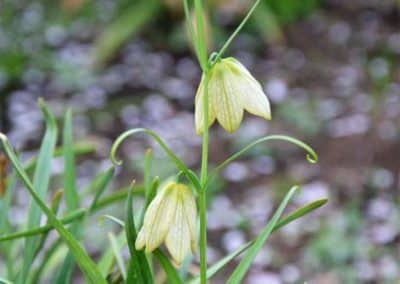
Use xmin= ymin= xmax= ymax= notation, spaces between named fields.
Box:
xmin=195 ymin=57 xmax=271 ymax=134
xmin=135 ymin=181 xmax=197 ymax=265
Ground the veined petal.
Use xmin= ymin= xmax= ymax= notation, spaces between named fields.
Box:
xmin=165 ymin=193 xmax=191 ymax=266
xmin=225 ymin=57 xmax=271 ymax=120
xmin=179 ymin=185 xmax=198 ymax=253
xmin=238 ymin=76 xmax=271 ymax=120
xmin=212 ymin=67 xmax=243 ymax=133
xmin=135 ymin=229 xmax=146 ymax=250
xmin=224 ymin=57 xmax=253 ymax=78
xmin=141 ymin=183 xmax=178 ymax=253
xmin=195 ymin=75 xmax=216 ymax=135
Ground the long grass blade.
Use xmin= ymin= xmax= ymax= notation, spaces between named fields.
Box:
xmin=215 ymin=0 xmax=262 ymax=61
xmin=125 ymin=182 xmax=153 ymax=284
xmin=31 ymin=238 xmax=63 ymax=283
xmin=108 ymin=232 xmax=127 ymax=280
xmin=62 ymin=109 xmax=80 ymax=211
xmin=34 ymin=190 xmax=64 ymax=258
xmin=0 ymin=133 xmax=107 ymax=284
xmin=189 ymin=197 xmax=328 ymax=283
xmin=143 ymin=148 xmax=153 ymax=196
xmin=183 ymin=0 xmax=201 ymax=65
xmin=153 ymin=249 xmax=183 ymax=284
xmin=0 ymin=183 xmax=136 ymax=242
xmin=227 ymin=186 xmax=299 ymax=284
xmin=0 ymin=166 xmax=17 ymax=279
xmin=97 ymin=232 xmax=126 ymax=278
xmin=0 ymin=277 xmax=14 ymax=284
xmin=18 ymin=99 xmax=58 ymax=283
xmin=55 ymin=109 xmax=81 ymax=284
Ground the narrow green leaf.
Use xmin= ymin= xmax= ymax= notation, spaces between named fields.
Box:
xmin=55 ymin=109 xmax=81 ymax=284
xmin=125 ymin=183 xmax=153 ymax=284
xmin=0 ymin=133 xmax=107 ymax=284
xmin=31 ymin=238 xmax=63 ymax=283
xmin=227 ymin=186 xmax=299 ymax=284
xmin=62 ymin=109 xmax=80 ymax=211
xmin=273 ymin=198 xmax=328 ymax=231
xmin=183 ymin=0 xmax=201 ymax=65
xmin=0 ymin=167 xmax=17 ymax=279
xmin=153 ymin=249 xmax=184 ymax=284
xmin=252 ymin=2 xmax=283 ymax=44
xmin=56 ymin=164 xmax=114 ymax=284
xmin=0 ymin=196 xmax=325 ymax=247
xmin=208 ymin=135 xmax=318 ymax=184
xmin=0 ymin=164 xmax=17 ymax=232
xmin=108 ymin=232 xmax=127 ymax=280
xmin=97 ymin=232 xmax=125 ymax=278
xmin=101 ymin=215 xmax=125 ymax=227
xmin=0 ymin=277 xmax=14 ymax=284
xmin=143 ymin=148 xmax=153 ymax=195
xmin=110 ymin=128 xmax=201 ymax=191
xmin=87 ymin=167 xmax=115 ymax=213
xmin=0 ymin=184 xmax=138 ymax=242
xmin=0 ymin=209 xmax=85 ymax=242
xmin=19 ymin=99 xmax=58 ymax=283
xmin=188 ymin=242 xmax=252 ymax=284
xmin=189 ymin=198 xmax=327 ymax=284
xmin=34 ymin=190 xmax=64 ymax=257
xmin=54 ymin=251 xmax=74 ymax=283
xmin=193 ymin=0 xmax=208 ymax=70
xmin=215 ymin=0 xmax=262 ymax=62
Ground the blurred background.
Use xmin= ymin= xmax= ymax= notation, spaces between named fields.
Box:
xmin=1 ymin=0 xmax=400 ymax=283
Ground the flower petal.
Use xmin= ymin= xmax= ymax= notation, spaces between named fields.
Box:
xmin=179 ymin=185 xmax=198 ymax=253
xmin=141 ymin=183 xmax=178 ymax=253
xmin=135 ymin=229 xmax=146 ymax=250
xmin=165 ymin=193 xmax=191 ymax=266
xmin=212 ymin=67 xmax=244 ymax=133
xmin=226 ymin=57 xmax=271 ymax=120
xmin=238 ymin=76 xmax=271 ymax=120
xmin=195 ymin=75 xmax=216 ymax=135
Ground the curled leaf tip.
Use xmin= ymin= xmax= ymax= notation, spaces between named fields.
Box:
xmin=306 ymin=153 xmax=318 ymax=164
xmin=110 ymin=156 xmax=123 ymax=166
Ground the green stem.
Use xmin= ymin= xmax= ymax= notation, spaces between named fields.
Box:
xmin=198 ymin=188 xmax=208 ymax=284
xmin=214 ymin=0 xmax=262 ymax=63
xmin=199 ymin=71 xmax=210 ymax=284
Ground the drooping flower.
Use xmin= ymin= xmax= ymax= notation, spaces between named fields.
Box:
xmin=135 ymin=181 xmax=197 ymax=265
xmin=195 ymin=57 xmax=271 ymax=134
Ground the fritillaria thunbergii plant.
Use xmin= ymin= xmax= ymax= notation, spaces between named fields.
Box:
xmin=109 ymin=0 xmax=324 ymax=283
xmin=0 ymin=0 xmax=326 ymax=283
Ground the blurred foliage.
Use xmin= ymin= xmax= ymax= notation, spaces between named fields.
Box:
xmin=277 ymin=100 xmax=322 ymax=137
xmin=306 ymin=204 xmax=366 ymax=282
xmin=94 ymin=0 xmax=161 ymax=67
xmin=0 ymin=0 xmax=321 ymax=90
xmin=263 ymin=0 xmax=320 ymax=23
